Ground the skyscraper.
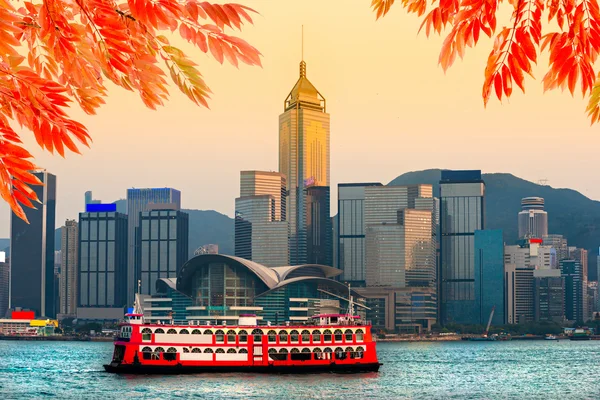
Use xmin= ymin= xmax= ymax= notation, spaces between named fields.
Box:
xmin=279 ymin=57 xmax=330 ymax=265
xmin=126 ymin=188 xmax=181 ymax=304
xmin=474 ymin=230 xmax=505 ymax=325
xmin=235 ymin=171 xmax=289 ymax=267
xmin=533 ymin=269 xmax=564 ymax=322
xmin=337 ymin=183 xmax=383 ymax=284
xmin=504 ymin=238 xmax=554 ymax=323
xmin=338 ymin=183 xmax=435 ymax=286
xmin=10 ymin=171 xmax=56 ymax=318
xmin=78 ymin=204 xmax=128 ymax=320
xmin=306 ymin=186 xmax=333 ymax=266
xmin=240 ymin=171 xmax=287 ymax=221
xmin=365 ymin=209 xmax=435 ymax=288
xmin=137 ymin=206 xmax=189 ymax=295
xmin=542 ymin=234 xmax=568 ymax=264
xmin=518 ymin=197 xmax=548 ymax=239
xmin=439 ymin=170 xmax=485 ymax=325
xmin=59 ymin=220 xmax=78 ymax=316
xmin=561 ymin=259 xmax=585 ymax=322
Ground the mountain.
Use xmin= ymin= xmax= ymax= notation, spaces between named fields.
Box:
xmin=54 ymin=209 xmax=235 ymax=259
xmin=184 ymin=209 xmax=234 ymax=257
xmin=390 ymin=169 xmax=600 ymax=279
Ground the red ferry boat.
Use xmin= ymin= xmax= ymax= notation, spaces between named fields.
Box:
xmin=104 ymin=299 xmax=381 ymax=374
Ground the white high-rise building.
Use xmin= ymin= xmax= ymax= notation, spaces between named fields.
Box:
xmin=518 ymin=197 xmax=548 ymax=239
xmin=235 ymin=171 xmax=289 ymax=267
xmin=505 ymin=238 xmax=555 ymax=323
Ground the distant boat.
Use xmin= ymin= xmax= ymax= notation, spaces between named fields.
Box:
xmin=545 ymin=335 xmax=558 ymax=341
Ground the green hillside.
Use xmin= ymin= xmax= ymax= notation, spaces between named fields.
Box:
xmin=390 ymin=169 xmax=600 ymax=279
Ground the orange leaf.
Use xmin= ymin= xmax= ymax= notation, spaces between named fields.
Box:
xmin=494 ymin=73 xmax=503 ymax=101
xmin=208 ymin=36 xmax=224 ymax=64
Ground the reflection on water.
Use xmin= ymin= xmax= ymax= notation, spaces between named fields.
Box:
xmin=1 ymin=341 xmax=600 ymax=399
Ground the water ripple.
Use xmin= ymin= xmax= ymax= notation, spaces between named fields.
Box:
xmin=1 ymin=341 xmax=600 ymax=399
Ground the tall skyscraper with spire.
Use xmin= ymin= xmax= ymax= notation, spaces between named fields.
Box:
xmin=279 ymin=33 xmax=330 ymax=265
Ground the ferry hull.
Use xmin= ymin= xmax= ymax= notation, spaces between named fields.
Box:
xmin=103 ymin=362 xmax=382 ymax=374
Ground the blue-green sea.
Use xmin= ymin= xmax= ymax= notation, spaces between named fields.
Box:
xmin=1 ymin=340 xmax=599 ymax=399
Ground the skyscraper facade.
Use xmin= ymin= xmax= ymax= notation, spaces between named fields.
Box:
xmin=533 ymin=269 xmax=564 ymax=322
xmin=504 ymin=238 xmax=555 ymax=323
xmin=474 ymin=229 xmax=505 ymax=325
xmin=235 ymin=171 xmax=289 ymax=267
xmin=561 ymin=259 xmax=585 ymax=322
xmin=518 ymin=197 xmax=548 ymax=239
xmin=337 ymin=183 xmax=383 ymax=285
xmin=137 ymin=207 xmax=189 ymax=295
xmin=365 ymin=209 xmax=435 ymax=288
xmin=279 ymin=59 xmax=330 ymax=265
xmin=305 ymin=186 xmax=333 ymax=266
xmin=10 ymin=171 xmax=56 ymax=317
xmin=59 ymin=220 xmax=79 ymax=316
xmin=78 ymin=205 xmax=128 ymax=315
xmin=126 ymin=188 xmax=181 ymax=304
xmin=439 ymin=170 xmax=485 ymax=325
xmin=235 ymin=197 xmax=289 ymax=267
xmin=240 ymin=171 xmax=287 ymax=221
xmin=542 ymin=234 xmax=568 ymax=264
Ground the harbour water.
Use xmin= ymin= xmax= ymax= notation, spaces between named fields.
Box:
xmin=1 ymin=340 xmax=600 ymax=399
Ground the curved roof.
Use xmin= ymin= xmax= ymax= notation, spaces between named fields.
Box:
xmin=255 ymin=276 xmax=362 ymax=299
xmin=177 ymin=254 xmax=279 ymax=294
xmin=271 ymin=264 xmax=342 ymax=281
xmin=156 ymin=278 xmax=177 ymax=293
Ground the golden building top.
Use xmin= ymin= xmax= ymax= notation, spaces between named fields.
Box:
xmin=284 ymin=60 xmax=326 ymax=112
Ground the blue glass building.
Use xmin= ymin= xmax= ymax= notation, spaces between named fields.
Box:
xmin=439 ymin=170 xmax=485 ymax=325
xmin=78 ymin=205 xmax=128 ymax=309
xmin=136 ymin=209 xmax=189 ymax=295
xmin=126 ymin=188 xmax=181 ymax=305
xmin=474 ymin=229 xmax=505 ymax=326
xmin=10 ymin=171 xmax=56 ymax=318
xmin=561 ymin=259 xmax=584 ymax=322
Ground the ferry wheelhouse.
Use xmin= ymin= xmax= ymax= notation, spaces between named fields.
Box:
xmin=104 ymin=301 xmax=381 ymax=374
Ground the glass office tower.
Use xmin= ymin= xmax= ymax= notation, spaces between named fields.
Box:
xmin=439 ymin=170 xmax=485 ymax=325
xmin=10 ymin=171 xmax=56 ymax=317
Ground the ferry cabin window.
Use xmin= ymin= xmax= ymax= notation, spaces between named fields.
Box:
xmin=142 ymin=347 xmax=152 ymax=360
xmin=334 ymin=330 xmax=343 ymax=342
xmin=313 ymin=330 xmax=321 ymax=342
xmin=239 ymin=330 xmax=248 ymax=343
xmin=356 ymin=329 xmax=364 ymax=341
xmin=215 ymin=330 xmax=225 ymax=342
xmin=142 ymin=333 xmax=151 ymax=341
xmin=301 ymin=330 xmax=310 ymax=342
xmin=268 ymin=330 xmax=277 ymax=343
xmin=345 ymin=329 xmax=353 ymax=341
xmin=290 ymin=330 xmax=299 ymax=342
xmin=227 ymin=330 xmax=236 ymax=342
xmin=252 ymin=329 xmax=263 ymax=343
xmin=323 ymin=330 xmax=332 ymax=342
xmin=279 ymin=331 xmax=288 ymax=342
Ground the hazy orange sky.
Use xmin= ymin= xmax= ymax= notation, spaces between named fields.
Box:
xmin=1 ymin=0 xmax=598 ymax=237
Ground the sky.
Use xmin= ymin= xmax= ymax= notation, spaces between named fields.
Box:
xmin=1 ymin=0 xmax=598 ymax=237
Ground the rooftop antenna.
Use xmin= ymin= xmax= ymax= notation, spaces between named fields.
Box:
xmin=299 ymin=25 xmax=306 ymax=78
xmin=302 ymin=25 xmax=304 ymax=61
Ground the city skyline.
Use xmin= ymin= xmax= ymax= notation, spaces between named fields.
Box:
xmin=0 ymin=1 xmax=598 ymax=237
